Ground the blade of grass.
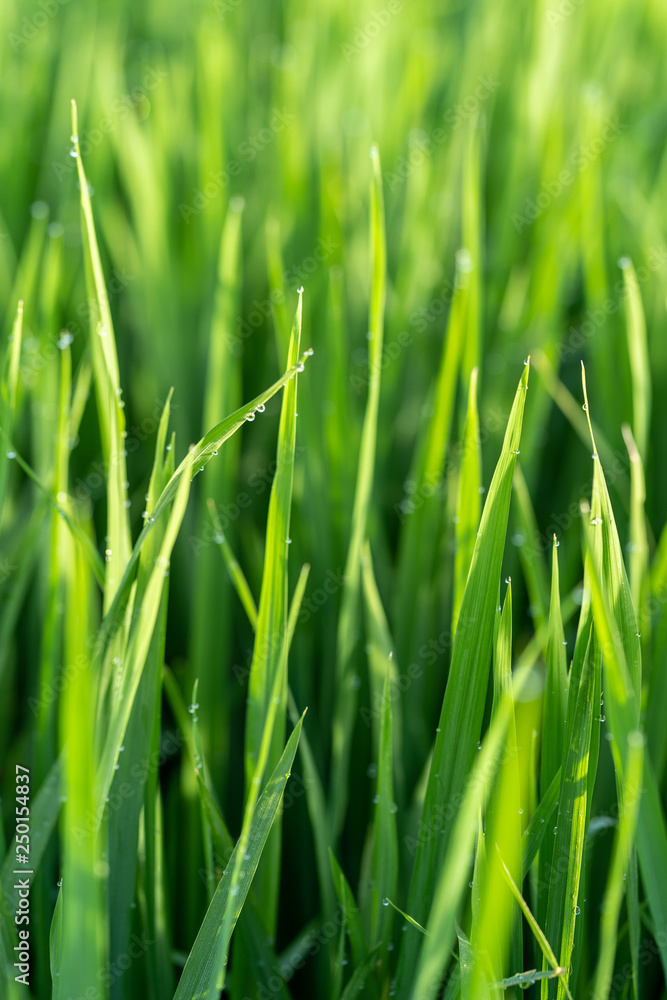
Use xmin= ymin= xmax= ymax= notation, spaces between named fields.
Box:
xmin=541 ymin=625 xmax=596 ymax=1000
xmin=590 ymin=730 xmax=644 ymax=1000
xmin=369 ymin=661 xmax=398 ymax=951
xmin=395 ymin=361 xmax=530 ymax=995
xmin=452 ymin=367 xmax=481 ymax=635
xmin=172 ymin=715 xmax=304 ymax=1000
xmin=71 ymin=100 xmax=132 ymax=611
xmin=620 ymin=258 xmax=650 ymax=462
xmin=407 ymin=665 xmax=537 ymax=1000
xmin=244 ymin=292 xmax=302 ymax=936
xmin=329 ymin=146 xmax=386 ymax=838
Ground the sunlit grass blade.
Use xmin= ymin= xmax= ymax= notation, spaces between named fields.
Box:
xmin=579 ymin=500 xmax=667 ymax=984
xmin=96 ymin=353 xmax=312 ymax=678
xmin=395 ymin=361 xmax=530 ymax=995
xmin=452 ymin=367 xmax=481 ymax=635
xmin=621 ymin=424 xmax=649 ymax=632
xmin=368 ymin=662 xmax=398 ymax=952
xmin=107 ymin=535 xmax=170 ymax=996
xmin=58 ymin=521 xmax=105 ymax=1000
xmin=620 ymin=258 xmax=650 ymax=462
xmin=0 ymin=300 xmax=22 ymax=521
xmin=330 ymin=147 xmax=386 ymax=838
xmin=95 ymin=467 xmax=190 ymax=810
xmin=71 ymin=100 xmax=131 ymax=609
xmin=496 ymin=850 xmax=572 ymax=1000
xmin=49 ymin=885 xmax=63 ymax=1000
xmin=540 ymin=535 xmax=568 ymax=798
xmin=512 ymin=463 xmax=549 ymax=633
xmin=361 ymin=540 xmax=402 ymax=771
xmin=471 ymin=582 xmax=528 ymax=999
xmin=244 ymin=292 xmax=302 ymax=935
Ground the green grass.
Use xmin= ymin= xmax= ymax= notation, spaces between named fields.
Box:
xmin=2 ymin=1 xmax=667 ymax=998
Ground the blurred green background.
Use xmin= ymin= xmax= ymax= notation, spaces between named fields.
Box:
xmin=1 ymin=0 xmax=667 ymax=996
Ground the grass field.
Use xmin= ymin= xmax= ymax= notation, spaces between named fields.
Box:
xmin=1 ymin=0 xmax=667 ymax=997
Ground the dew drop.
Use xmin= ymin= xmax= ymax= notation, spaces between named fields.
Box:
xmin=382 ymin=898 xmax=389 ymax=906
xmin=257 ymin=404 xmax=266 ymax=413
xmin=245 ymin=412 xmax=255 ymax=422
xmin=6 ymin=451 xmax=15 ymax=459
xmin=575 ymin=905 xmax=580 ymax=915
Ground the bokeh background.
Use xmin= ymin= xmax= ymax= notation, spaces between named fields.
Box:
xmin=1 ymin=0 xmax=666 ymax=996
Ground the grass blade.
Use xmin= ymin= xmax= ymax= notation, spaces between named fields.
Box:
xmin=452 ymin=366 xmax=482 ymax=635
xmin=329 ymin=147 xmax=386 ymax=838
xmin=172 ymin=715 xmax=304 ymax=1000
xmin=395 ymin=361 xmax=530 ymax=995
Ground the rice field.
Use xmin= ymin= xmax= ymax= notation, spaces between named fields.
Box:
xmin=1 ymin=0 xmax=667 ymax=997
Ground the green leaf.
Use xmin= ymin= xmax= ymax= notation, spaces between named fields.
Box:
xmin=541 ymin=626 xmax=596 ymax=1000
xmin=395 ymin=361 xmax=530 ymax=995
xmin=452 ymin=367 xmax=482 ymax=635
xmin=244 ymin=292 xmax=302 ymax=934
xmin=330 ymin=147 xmax=387 ymax=838
xmin=172 ymin=716 xmax=304 ymax=1000
xmin=590 ymin=731 xmax=644 ymax=1000
xmin=408 ymin=665 xmax=536 ymax=1000
xmin=540 ymin=536 xmax=568 ymax=799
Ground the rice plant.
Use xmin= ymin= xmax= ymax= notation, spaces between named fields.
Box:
xmin=1 ymin=1 xmax=667 ymax=998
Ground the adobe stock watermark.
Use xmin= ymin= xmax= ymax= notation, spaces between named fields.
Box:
xmin=403 ymin=741 xmax=519 ymax=857
xmin=511 ymin=116 xmax=627 ymax=232
xmin=8 ymin=0 xmax=70 ymax=52
xmin=520 ymin=448 xmax=632 ymax=566
xmin=231 ymin=567 xmax=346 ymax=685
xmin=351 ymin=248 xmax=474 ymax=395
xmin=21 ymin=268 xmax=135 ymax=388
xmin=71 ymin=730 xmax=184 ymax=844
xmin=385 ymin=76 xmax=499 ymax=191
xmin=546 ymin=0 xmax=586 ymax=25
xmin=188 ymin=447 xmax=306 ymax=558
xmin=238 ymin=904 xmax=354 ymax=1000
xmin=67 ymin=932 xmax=154 ymax=1000
xmin=213 ymin=0 xmax=243 ymax=18
xmin=555 ymin=247 xmax=667 ymax=363
xmin=51 ymin=68 xmax=170 ymax=182
xmin=393 ymin=405 xmax=509 ymax=523
xmin=231 ymin=236 xmax=340 ymax=354
xmin=179 ymin=108 xmax=296 ymax=223
xmin=0 ymin=558 xmax=15 ymax=584
xmin=70 ymin=395 xmax=176 ymax=506
xmin=341 ymin=0 xmax=412 ymax=63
